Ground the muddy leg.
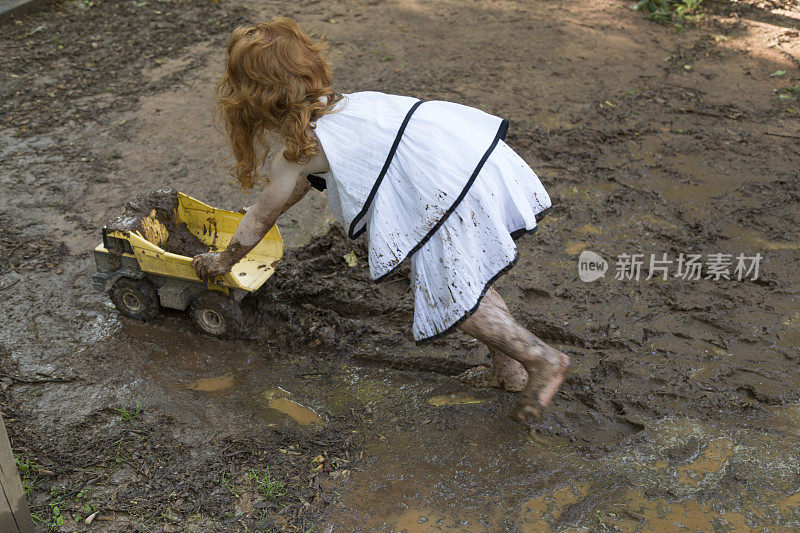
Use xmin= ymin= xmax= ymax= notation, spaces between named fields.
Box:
xmin=478 ymin=290 xmax=529 ymax=392
xmin=489 ymin=346 xmax=529 ymax=392
xmin=459 ymin=345 xmax=528 ymax=392
xmin=459 ymin=289 xmax=529 ymax=392
xmin=458 ymin=288 xmax=570 ymax=423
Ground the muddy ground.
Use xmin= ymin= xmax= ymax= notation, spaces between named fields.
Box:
xmin=1 ymin=0 xmax=800 ymax=530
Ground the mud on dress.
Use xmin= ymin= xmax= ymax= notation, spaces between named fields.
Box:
xmin=309 ymin=92 xmax=551 ymax=341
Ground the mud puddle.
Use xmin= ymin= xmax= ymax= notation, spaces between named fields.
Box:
xmin=28 ymin=214 xmax=797 ymax=530
xmin=263 ymin=388 xmax=322 ymax=426
xmin=186 ymin=373 xmax=236 ymax=392
xmin=3 ymin=0 xmax=800 ymax=529
xmin=326 ymin=412 xmax=800 ymax=531
xmin=37 ymin=292 xmax=800 ymax=533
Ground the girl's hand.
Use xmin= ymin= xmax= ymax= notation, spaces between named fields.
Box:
xmin=192 ymin=252 xmax=233 ymax=281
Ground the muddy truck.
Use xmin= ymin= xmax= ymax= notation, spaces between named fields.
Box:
xmin=92 ymin=190 xmax=282 ymax=337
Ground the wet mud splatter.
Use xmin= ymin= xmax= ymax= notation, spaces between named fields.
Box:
xmin=105 ymin=189 xmax=209 ymax=257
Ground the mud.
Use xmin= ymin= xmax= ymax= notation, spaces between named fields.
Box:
xmin=2 ymin=0 xmax=800 ymax=530
xmin=105 ymin=189 xmax=210 ymax=257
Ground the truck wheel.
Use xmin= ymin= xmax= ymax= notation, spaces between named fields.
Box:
xmin=190 ymin=291 xmax=243 ymax=338
xmin=109 ymin=277 xmax=160 ymax=321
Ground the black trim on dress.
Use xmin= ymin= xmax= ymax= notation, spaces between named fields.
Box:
xmin=373 ymin=117 xmax=510 ymax=282
xmin=348 ymin=100 xmax=424 ymax=239
xmin=510 ymin=205 xmax=553 ymax=240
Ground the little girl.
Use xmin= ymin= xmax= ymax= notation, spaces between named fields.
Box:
xmin=192 ymin=18 xmax=570 ymax=423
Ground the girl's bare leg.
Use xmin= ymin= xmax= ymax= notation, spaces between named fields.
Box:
xmin=458 ymin=288 xmax=570 ymax=422
xmin=467 ymin=290 xmax=528 ymax=392
xmin=489 ymin=346 xmax=529 ymax=392
xmin=460 ymin=345 xmax=529 ymax=392
xmin=484 ymin=290 xmax=529 ymax=392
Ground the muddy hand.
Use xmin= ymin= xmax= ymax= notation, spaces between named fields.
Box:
xmin=192 ymin=252 xmax=232 ymax=282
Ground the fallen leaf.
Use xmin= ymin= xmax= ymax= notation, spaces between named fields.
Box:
xmin=771 ymin=70 xmax=786 ymax=78
xmin=343 ymin=251 xmax=357 ymax=267
xmin=427 ymin=393 xmax=486 ymax=407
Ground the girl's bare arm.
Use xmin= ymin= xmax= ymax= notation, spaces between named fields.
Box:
xmin=193 ymin=147 xmax=328 ymax=279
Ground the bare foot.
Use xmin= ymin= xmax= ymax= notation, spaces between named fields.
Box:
xmin=458 ymin=354 xmax=529 ymax=393
xmin=458 ymin=366 xmax=500 ymax=388
xmin=491 ymin=347 xmax=529 ymax=392
xmin=458 ymin=366 xmax=529 ymax=392
xmin=512 ymin=351 xmax=571 ymax=424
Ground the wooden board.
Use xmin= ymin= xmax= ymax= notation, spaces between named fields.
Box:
xmin=0 ymin=0 xmax=48 ymax=20
xmin=0 ymin=412 xmax=35 ymax=532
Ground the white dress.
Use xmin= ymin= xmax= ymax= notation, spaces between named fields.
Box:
xmin=311 ymin=91 xmax=551 ymax=341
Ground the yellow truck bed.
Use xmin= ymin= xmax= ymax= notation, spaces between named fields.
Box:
xmin=96 ymin=192 xmax=282 ymax=293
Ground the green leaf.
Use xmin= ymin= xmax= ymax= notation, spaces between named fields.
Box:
xmin=770 ymin=70 xmax=786 ymax=78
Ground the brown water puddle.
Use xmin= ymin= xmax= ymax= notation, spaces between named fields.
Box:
xmin=675 ymin=438 xmax=734 ymax=488
xmin=91 ymin=313 xmax=800 ymax=531
xmin=377 ymin=507 xmax=487 ymax=532
xmin=108 ymin=321 xmax=328 ymax=429
xmin=186 ymin=373 xmax=236 ymax=392
xmin=427 ymin=392 xmax=485 ymax=406
xmin=262 ymin=388 xmax=321 ymax=426
xmin=602 ymin=489 xmax=752 ymax=532
xmin=327 ymin=412 xmax=800 ymax=530
xmin=124 ymin=321 xmax=256 ymax=375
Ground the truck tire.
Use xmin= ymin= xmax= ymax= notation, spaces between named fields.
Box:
xmin=109 ymin=277 xmax=160 ymax=321
xmin=189 ymin=291 xmax=244 ymax=338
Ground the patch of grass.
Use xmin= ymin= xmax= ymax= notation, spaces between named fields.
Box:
xmin=30 ymin=511 xmax=47 ymax=530
xmin=248 ymin=468 xmax=286 ymax=502
xmin=113 ymin=399 xmax=142 ymax=422
xmin=778 ymin=86 xmax=800 ymax=101
xmin=220 ymin=471 xmax=240 ymax=498
xmin=47 ymin=487 xmax=66 ymax=531
xmin=79 ymin=502 xmax=99 ymax=524
xmin=108 ymin=436 xmax=132 ymax=470
xmin=633 ymin=0 xmax=703 ymax=25
xmin=14 ymin=453 xmax=38 ymax=495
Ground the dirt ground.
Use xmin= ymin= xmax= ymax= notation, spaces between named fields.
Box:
xmin=1 ymin=0 xmax=800 ymax=530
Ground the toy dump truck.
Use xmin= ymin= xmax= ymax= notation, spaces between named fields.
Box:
xmin=92 ymin=191 xmax=282 ymax=337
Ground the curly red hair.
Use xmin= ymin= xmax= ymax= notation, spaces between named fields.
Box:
xmin=216 ymin=18 xmax=339 ymax=189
